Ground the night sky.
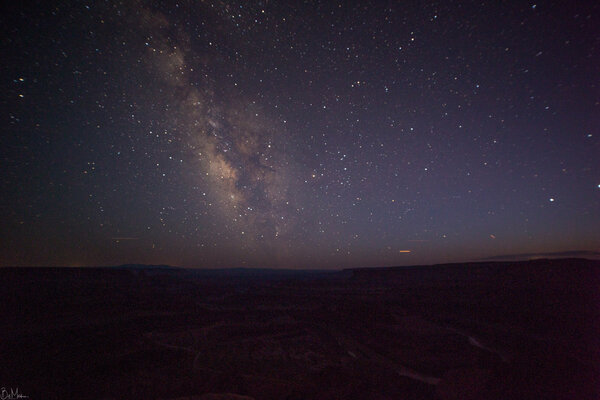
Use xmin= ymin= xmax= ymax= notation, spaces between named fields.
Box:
xmin=2 ymin=1 xmax=599 ymax=268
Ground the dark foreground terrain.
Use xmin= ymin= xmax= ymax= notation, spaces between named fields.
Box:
xmin=1 ymin=259 xmax=599 ymax=399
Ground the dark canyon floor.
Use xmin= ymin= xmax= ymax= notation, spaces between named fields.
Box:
xmin=1 ymin=258 xmax=598 ymax=399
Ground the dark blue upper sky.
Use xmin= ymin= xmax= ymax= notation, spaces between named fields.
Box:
xmin=1 ymin=0 xmax=599 ymax=268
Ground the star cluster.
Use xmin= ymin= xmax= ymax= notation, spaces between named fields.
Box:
xmin=1 ymin=1 xmax=599 ymax=268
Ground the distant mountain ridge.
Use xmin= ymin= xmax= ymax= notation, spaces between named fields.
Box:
xmin=480 ymin=250 xmax=600 ymax=261
xmin=114 ymin=264 xmax=176 ymax=270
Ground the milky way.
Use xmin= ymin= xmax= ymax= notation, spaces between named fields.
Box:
xmin=1 ymin=1 xmax=599 ymax=268
xmin=139 ymin=5 xmax=299 ymax=237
